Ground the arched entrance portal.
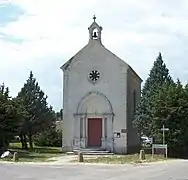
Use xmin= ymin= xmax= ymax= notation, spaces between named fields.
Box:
xmin=73 ymin=91 xmax=114 ymax=150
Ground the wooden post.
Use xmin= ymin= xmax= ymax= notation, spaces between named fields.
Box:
xmin=13 ymin=152 xmax=19 ymax=162
xmin=166 ymin=146 xmax=168 ymax=158
xmin=78 ymin=152 xmax=84 ymax=162
xmin=139 ymin=150 xmax=145 ymax=160
xmin=152 ymin=144 xmax=154 ymax=158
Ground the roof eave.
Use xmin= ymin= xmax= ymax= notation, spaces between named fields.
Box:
xmin=128 ymin=65 xmax=143 ymax=82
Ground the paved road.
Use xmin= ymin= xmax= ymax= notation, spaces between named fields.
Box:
xmin=1 ymin=160 xmax=188 ymax=179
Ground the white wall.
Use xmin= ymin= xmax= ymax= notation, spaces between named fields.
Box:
xmin=62 ymin=40 xmax=139 ymax=153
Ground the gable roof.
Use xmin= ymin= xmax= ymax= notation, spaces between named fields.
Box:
xmin=60 ymin=41 xmax=142 ymax=82
xmin=60 ymin=44 xmax=88 ymax=71
xmin=60 ymin=17 xmax=142 ymax=82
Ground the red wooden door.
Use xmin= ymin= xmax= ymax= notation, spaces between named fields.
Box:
xmin=88 ymin=118 xmax=102 ymax=147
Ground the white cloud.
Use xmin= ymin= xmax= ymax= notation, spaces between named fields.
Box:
xmin=1 ymin=0 xmax=188 ymax=110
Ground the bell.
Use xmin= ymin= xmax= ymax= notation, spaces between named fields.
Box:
xmin=92 ymin=32 xmax=97 ymax=38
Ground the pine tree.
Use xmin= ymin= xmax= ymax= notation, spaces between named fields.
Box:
xmin=134 ymin=52 xmax=174 ymax=137
xmin=60 ymin=109 xmax=63 ymax=120
xmin=150 ymin=80 xmax=188 ymax=157
xmin=18 ymin=71 xmax=55 ymax=149
xmin=0 ymin=84 xmax=23 ymax=152
xmin=56 ymin=109 xmax=63 ymax=120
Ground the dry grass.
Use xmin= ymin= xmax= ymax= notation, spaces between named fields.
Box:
xmin=81 ymin=154 xmax=170 ymax=164
xmin=0 ymin=142 xmax=64 ymax=162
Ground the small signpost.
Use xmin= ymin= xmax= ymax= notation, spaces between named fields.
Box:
xmin=152 ymin=125 xmax=169 ymax=158
xmin=152 ymin=144 xmax=168 ymax=158
xmin=161 ymin=125 xmax=169 ymax=145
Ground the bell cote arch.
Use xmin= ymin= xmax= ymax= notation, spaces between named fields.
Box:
xmin=88 ymin=15 xmax=103 ymax=43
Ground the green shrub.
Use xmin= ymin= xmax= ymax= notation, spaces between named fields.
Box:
xmin=33 ymin=127 xmax=62 ymax=147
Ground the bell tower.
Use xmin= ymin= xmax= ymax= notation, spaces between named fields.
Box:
xmin=88 ymin=15 xmax=103 ymax=43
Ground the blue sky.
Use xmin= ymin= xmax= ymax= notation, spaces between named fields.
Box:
xmin=0 ymin=0 xmax=188 ymax=111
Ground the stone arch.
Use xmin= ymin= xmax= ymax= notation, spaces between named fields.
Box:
xmin=76 ymin=91 xmax=113 ymax=115
xmin=88 ymin=21 xmax=103 ymax=42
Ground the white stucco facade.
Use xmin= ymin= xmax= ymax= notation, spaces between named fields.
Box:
xmin=61 ymin=17 xmax=142 ymax=154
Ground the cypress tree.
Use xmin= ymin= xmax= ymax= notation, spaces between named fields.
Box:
xmin=134 ymin=52 xmax=173 ymax=137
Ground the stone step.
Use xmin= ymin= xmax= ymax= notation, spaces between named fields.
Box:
xmin=66 ymin=151 xmax=114 ymax=155
xmin=74 ymin=148 xmax=101 ymax=151
xmin=74 ymin=150 xmax=110 ymax=154
xmin=71 ymin=149 xmax=114 ymax=155
xmin=73 ymin=149 xmax=108 ymax=152
xmin=80 ymin=152 xmax=114 ymax=155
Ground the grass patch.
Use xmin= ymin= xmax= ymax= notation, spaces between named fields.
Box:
xmin=82 ymin=154 xmax=170 ymax=164
xmin=0 ymin=142 xmax=64 ymax=162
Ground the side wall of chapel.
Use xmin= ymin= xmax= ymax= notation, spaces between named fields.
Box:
xmin=126 ymin=68 xmax=141 ymax=153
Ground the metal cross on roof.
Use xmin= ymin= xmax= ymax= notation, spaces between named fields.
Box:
xmin=93 ymin=15 xmax=96 ymax=22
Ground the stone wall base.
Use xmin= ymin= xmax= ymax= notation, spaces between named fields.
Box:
xmin=127 ymin=144 xmax=141 ymax=154
xmin=62 ymin=146 xmax=73 ymax=152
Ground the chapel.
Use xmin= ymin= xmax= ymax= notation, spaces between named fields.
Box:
xmin=60 ymin=16 xmax=142 ymax=154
